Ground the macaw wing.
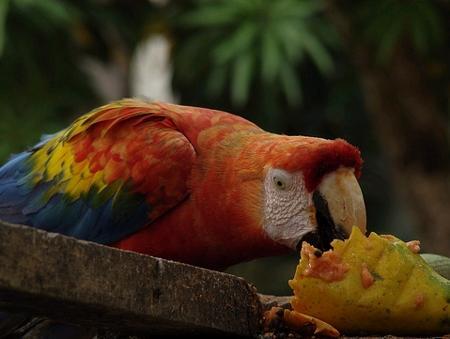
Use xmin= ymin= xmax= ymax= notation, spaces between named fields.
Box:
xmin=0 ymin=100 xmax=195 ymax=244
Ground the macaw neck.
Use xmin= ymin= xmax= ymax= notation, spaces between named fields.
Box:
xmin=111 ymin=199 xmax=288 ymax=270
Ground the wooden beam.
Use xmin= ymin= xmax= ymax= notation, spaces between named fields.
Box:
xmin=0 ymin=221 xmax=262 ymax=336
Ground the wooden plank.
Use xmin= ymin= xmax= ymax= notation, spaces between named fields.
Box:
xmin=0 ymin=221 xmax=261 ymax=336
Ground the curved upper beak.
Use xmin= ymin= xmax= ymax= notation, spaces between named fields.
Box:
xmin=299 ymin=167 xmax=366 ymax=251
xmin=317 ymin=167 xmax=366 ymax=235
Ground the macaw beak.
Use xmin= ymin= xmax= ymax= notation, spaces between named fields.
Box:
xmin=298 ymin=167 xmax=367 ymax=251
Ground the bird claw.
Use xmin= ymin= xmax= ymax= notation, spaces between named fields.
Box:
xmin=263 ymin=306 xmax=340 ymax=338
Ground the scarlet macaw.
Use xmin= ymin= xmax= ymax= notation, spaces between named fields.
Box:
xmin=0 ymin=99 xmax=366 ymax=269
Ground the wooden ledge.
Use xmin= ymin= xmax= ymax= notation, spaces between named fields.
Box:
xmin=0 ymin=221 xmax=262 ymax=336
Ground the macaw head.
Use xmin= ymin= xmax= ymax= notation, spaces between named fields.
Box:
xmin=258 ymin=135 xmax=366 ymax=252
xmin=191 ymin=124 xmax=366 ymax=264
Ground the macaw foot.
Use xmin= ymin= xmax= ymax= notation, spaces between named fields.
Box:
xmin=262 ymin=305 xmax=339 ymax=338
xmin=282 ymin=308 xmax=340 ymax=337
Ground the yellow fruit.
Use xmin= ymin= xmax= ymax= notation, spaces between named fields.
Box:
xmin=288 ymin=227 xmax=450 ymax=335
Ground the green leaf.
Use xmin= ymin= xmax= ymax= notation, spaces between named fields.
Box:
xmin=308 ymin=18 xmax=340 ymax=49
xmin=275 ymin=0 xmax=322 ymax=19
xmin=410 ymin=13 xmax=428 ymax=55
xmin=175 ymin=31 xmax=218 ymax=82
xmin=280 ymin=62 xmax=302 ymax=106
xmin=180 ymin=4 xmax=239 ymax=27
xmin=0 ymin=0 xmax=9 ymax=57
xmin=414 ymin=1 xmax=444 ymax=48
xmin=261 ymin=30 xmax=281 ymax=82
xmin=274 ymin=21 xmax=305 ymax=62
xmin=206 ymin=65 xmax=228 ymax=98
xmin=13 ymin=0 xmax=78 ymax=26
xmin=231 ymin=50 xmax=254 ymax=106
xmin=376 ymin=17 xmax=404 ymax=63
xmin=421 ymin=253 xmax=450 ymax=280
xmin=360 ymin=0 xmax=444 ymax=62
xmin=173 ymin=0 xmax=335 ymax=110
xmin=232 ymin=0 xmax=266 ymax=13
xmin=213 ymin=22 xmax=258 ymax=64
xmin=297 ymin=29 xmax=333 ymax=74
xmin=362 ymin=0 xmax=402 ymax=42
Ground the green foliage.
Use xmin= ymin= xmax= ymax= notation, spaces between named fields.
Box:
xmin=0 ymin=0 xmax=79 ymax=57
xmin=12 ymin=0 xmax=78 ymax=26
xmin=0 ymin=1 xmax=154 ymax=162
xmin=174 ymin=0 xmax=336 ymax=109
xmin=358 ymin=0 xmax=445 ymax=62
xmin=0 ymin=0 xmax=95 ymax=162
xmin=0 ymin=0 xmax=9 ymax=56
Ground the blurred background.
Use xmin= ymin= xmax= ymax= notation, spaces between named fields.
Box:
xmin=0 ymin=0 xmax=448 ymax=295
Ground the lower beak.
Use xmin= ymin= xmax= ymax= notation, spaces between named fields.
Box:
xmin=297 ymin=167 xmax=366 ymax=251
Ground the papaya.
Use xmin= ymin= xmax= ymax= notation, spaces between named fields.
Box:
xmin=288 ymin=227 xmax=450 ymax=335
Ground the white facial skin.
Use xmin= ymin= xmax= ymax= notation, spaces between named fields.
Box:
xmin=262 ymin=168 xmax=316 ymax=249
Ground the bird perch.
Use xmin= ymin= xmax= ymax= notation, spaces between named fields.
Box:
xmin=0 ymin=221 xmax=264 ymax=336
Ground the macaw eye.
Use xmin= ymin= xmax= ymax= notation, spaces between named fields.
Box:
xmin=271 ymin=169 xmax=292 ymax=191
xmin=273 ymin=177 xmax=286 ymax=189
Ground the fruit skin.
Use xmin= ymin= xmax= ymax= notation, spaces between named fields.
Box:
xmin=289 ymin=227 xmax=450 ymax=335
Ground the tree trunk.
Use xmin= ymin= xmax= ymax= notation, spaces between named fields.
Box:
xmin=325 ymin=1 xmax=450 ymax=255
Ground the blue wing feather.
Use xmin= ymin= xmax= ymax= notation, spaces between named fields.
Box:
xmin=0 ymin=150 xmax=151 ymax=244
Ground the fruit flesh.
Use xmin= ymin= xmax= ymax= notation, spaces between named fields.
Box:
xmin=289 ymin=227 xmax=450 ymax=335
